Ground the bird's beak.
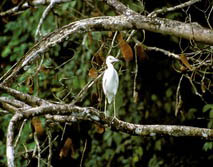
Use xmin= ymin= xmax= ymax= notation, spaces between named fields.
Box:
xmin=114 ymin=58 xmax=120 ymax=63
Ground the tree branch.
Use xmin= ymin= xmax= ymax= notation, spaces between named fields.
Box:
xmin=35 ymin=0 xmax=57 ymax=38
xmin=7 ymin=113 xmax=23 ymax=167
xmin=149 ymin=0 xmax=201 ymax=17
xmin=0 ymin=84 xmax=50 ymax=106
xmin=0 ymin=0 xmax=71 ymax=17
xmin=104 ymin=0 xmax=138 ymax=16
xmin=0 ymin=97 xmax=30 ymax=109
xmin=1 ymin=14 xmax=213 ymax=86
xmin=4 ymin=95 xmax=213 ymax=166
xmin=15 ymin=104 xmax=213 ymax=140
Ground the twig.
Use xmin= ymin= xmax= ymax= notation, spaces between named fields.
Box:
xmin=107 ymin=31 xmax=118 ymax=56
xmin=14 ymin=119 xmax=27 ymax=147
xmin=61 ymin=123 xmax=68 ymax=141
xmin=35 ymin=0 xmax=56 ymax=39
xmin=34 ymin=133 xmax=41 ymax=167
xmin=207 ymin=5 xmax=213 ymax=29
xmin=40 ymin=135 xmax=59 ymax=155
xmin=149 ymin=0 xmax=201 ymax=17
xmin=175 ymin=75 xmax=184 ymax=116
xmin=133 ymin=43 xmax=139 ymax=103
xmin=0 ymin=61 xmax=18 ymax=83
xmin=47 ymin=128 xmax=53 ymax=167
xmin=184 ymin=74 xmax=207 ymax=103
xmin=71 ymin=73 xmax=103 ymax=105
xmin=146 ymin=46 xmax=180 ymax=60
xmin=80 ymin=139 xmax=87 ymax=167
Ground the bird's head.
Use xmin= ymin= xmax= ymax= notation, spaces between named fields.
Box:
xmin=106 ymin=56 xmax=119 ymax=64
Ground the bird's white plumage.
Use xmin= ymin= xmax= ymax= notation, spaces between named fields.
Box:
xmin=102 ymin=56 xmax=119 ymax=117
xmin=102 ymin=63 xmax=119 ymax=103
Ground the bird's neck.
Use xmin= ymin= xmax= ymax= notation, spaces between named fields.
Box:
xmin=106 ymin=62 xmax=113 ymax=69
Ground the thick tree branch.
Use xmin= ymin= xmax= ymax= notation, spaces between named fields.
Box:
xmin=0 ymin=97 xmax=30 ymax=109
xmin=4 ymin=92 xmax=213 ymax=166
xmin=104 ymin=0 xmax=138 ymax=16
xmin=1 ymin=15 xmax=213 ymax=86
xmin=0 ymin=84 xmax=50 ymax=106
xmin=13 ymin=104 xmax=213 ymax=140
xmin=7 ymin=113 xmax=23 ymax=167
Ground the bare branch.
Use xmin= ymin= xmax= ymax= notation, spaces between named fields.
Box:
xmin=35 ymin=0 xmax=56 ymax=38
xmin=146 ymin=46 xmax=180 ymax=60
xmin=2 ymin=15 xmax=213 ymax=86
xmin=47 ymin=128 xmax=53 ymax=167
xmin=17 ymin=104 xmax=213 ymax=140
xmin=105 ymin=0 xmax=138 ymax=16
xmin=7 ymin=113 xmax=23 ymax=167
xmin=0 ymin=0 xmax=71 ymax=17
xmin=6 ymin=103 xmax=213 ymax=166
xmin=14 ymin=119 xmax=27 ymax=147
xmin=0 ymin=97 xmax=30 ymax=109
xmin=0 ymin=84 xmax=50 ymax=106
xmin=149 ymin=0 xmax=201 ymax=17
xmin=34 ymin=133 xmax=41 ymax=167
xmin=71 ymin=73 xmax=103 ymax=105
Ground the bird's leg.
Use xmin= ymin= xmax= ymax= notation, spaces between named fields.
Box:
xmin=113 ymin=98 xmax=116 ymax=119
xmin=104 ymin=97 xmax=107 ymax=117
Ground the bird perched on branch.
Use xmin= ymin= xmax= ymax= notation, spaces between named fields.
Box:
xmin=102 ymin=56 xmax=119 ymax=118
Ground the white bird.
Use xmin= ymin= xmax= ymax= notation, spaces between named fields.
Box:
xmin=102 ymin=56 xmax=119 ymax=118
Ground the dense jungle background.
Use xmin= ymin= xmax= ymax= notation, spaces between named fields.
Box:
xmin=0 ymin=0 xmax=213 ymax=166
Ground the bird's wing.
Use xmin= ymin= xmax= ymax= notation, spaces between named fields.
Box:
xmin=112 ymin=68 xmax=119 ymax=95
xmin=102 ymin=71 xmax=107 ymax=95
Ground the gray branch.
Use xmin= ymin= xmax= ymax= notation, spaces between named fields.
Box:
xmin=0 ymin=0 xmax=71 ymax=17
xmin=0 ymin=84 xmax=50 ymax=106
xmin=15 ymin=104 xmax=213 ymax=140
xmin=3 ymin=91 xmax=213 ymax=166
xmin=1 ymin=14 xmax=213 ymax=86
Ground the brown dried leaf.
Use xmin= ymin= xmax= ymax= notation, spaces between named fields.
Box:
xmin=118 ymin=33 xmax=133 ymax=62
xmin=59 ymin=138 xmax=73 ymax=159
xmin=31 ymin=117 xmax=44 ymax=137
xmin=89 ymin=68 xmax=98 ymax=78
xmin=135 ymin=43 xmax=146 ymax=61
xmin=88 ymin=32 xmax=93 ymax=46
xmin=94 ymin=123 xmax=105 ymax=134
xmin=179 ymin=65 xmax=187 ymax=72
xmin=26 ymin=77 xmax=33 ymax=94
xmin=179 ymin=54 xmax=193 ymax=71
xmin=12 ymin=0 xmax=19 ymax=4
xmin=94 ymin=49 xmax=104 ymax=66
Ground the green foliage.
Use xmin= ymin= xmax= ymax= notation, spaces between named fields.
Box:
xmin=148 ymin=155 xmax=164 ymax=167
xmin=203 ymin=104 xmax=213 ymax=113
xmin=203 ymin=142 xmax=213 ymax=151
